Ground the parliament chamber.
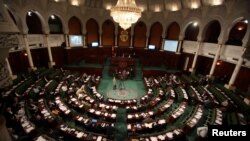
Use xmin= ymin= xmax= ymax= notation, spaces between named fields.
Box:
xmin=1 ymin=0 xmax=250 ymax=141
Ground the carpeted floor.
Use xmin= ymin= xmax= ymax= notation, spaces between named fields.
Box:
xmin=115 ymin=108 xmax=127 ymax=141
xmin=97 ymin=58 xmax=146 ymax=101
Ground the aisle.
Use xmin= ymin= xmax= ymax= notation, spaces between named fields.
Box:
xmin=115 ymin=108 xmax=127 ymax=141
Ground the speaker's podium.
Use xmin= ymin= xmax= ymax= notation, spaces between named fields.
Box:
xmin=109 ymin=56 xmax=135 ymax=79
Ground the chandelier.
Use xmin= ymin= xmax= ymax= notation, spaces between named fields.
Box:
xmin=110 ymin=0 xmax=142 ymax=30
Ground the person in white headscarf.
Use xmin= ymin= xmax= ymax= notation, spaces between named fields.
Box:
xmin=197 ymin=125 xmax=208 ymax=138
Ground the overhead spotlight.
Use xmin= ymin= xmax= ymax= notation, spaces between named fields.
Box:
xmin=193 ymin=22 xmax=198 ymax=26
xmin=51 ymin=15 xmax=55 ymax=20
xmin=106 ymin=4 xmax=112 ymax=10
xmin=244 ymin=19 xmax=248 ymax=24
xmin=28 ymin=11 xmax=32 ymax=16
xmin=238 ymin=26 xmax=243 ymax=31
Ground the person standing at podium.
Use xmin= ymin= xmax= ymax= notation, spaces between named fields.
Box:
xmin=113 ymin=76 xmax=116 ymax=90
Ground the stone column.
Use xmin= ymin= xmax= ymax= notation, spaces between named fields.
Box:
xmin=114 ymin=34 xmax=118 ymax=47
xmin=160 ymin=38 xmax=164 ymax=51
xmin=209 ymin=44 xmax=222 ymax=77
xmin=99 ymin=33 xmax=102 ymax=47
xmin=225 ymin=48 xmax=246 ymax=90
xmin=44 ymin=34 xmax=55 ymax=67
xmin=83 ymin=34 xmax=87 ymax=47
xmin=129 ymin=35 xmax=133 ymax=48
xmin=177 ymin=40 xmax=183 ymax=54
xmin=65 ymin=34 xmax=70 ymax=49
xmin=145 ymin=36 xmax=149 ymax=49
xmin=0 ymin=116 xmax=12 ymax=141
xmin=5 ymin=58 xmax=16 ymax=79
xmin=23 ymin=34 xmax=36 ymax=70
xmin=190 ymin=41 xmax=202 ymax=73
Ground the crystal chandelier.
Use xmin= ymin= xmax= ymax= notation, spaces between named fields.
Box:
xmin=110 ymin=0 xmax=142 ymax=30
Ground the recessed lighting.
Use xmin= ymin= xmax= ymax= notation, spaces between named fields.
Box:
xmin=106 ymin=5 xmax=112 ymax=10
xmin=193 ymin=22 xmax=198 ymax=26
xmin=71 ymin=0 xmax=79 ymax=6
xmin=51 ymin=15 xmax=55 ymax=19
xmin=171 ymin=5 xmax=179 ymax=11
xmin=238 ymin=27 xmax=243 ymax=31
xmin=28 ymin=11 xmax=32 ymax=16
xmin=244 ymin=20 xmax=248 ymax=24
xmin=191 ymin=2 xmax=199 ymax=9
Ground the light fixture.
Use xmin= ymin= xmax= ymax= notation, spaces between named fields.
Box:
xmin=51 ymin=15 xmax=55 ymax=20
xmin=110 ymin=0 xmax=142 ymax=30
xmin=244 ymin=19 xmax=248 ymax=24
xmin=193 ymin=22 xmax=198 ymax=26
xmin=28 ymin=11 xmax=32 ymax=16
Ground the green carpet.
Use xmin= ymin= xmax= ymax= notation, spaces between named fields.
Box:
xmin=115 ymin=108 xmax=127 ymax=141
xmin=97 ymin=58 xmax=145 ymax=101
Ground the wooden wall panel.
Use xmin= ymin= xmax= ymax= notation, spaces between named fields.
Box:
xmin=31 ymin=48 xmax=49 ymax=68
xmin=133 ymin=22 xmax=147 ymax=48
xmin=8 ymin=51 xmax=29 ymax=74
xmin=102 ymin=20 xmax=115 ymax=47
xmin=149 ymin=22 xmax=163 ymax=50
xmin=235 ymin=66 xmax=250 ymax=92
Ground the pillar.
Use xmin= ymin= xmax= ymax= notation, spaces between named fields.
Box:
xmin=114 ymin=34 xmax=118 ymax=47
xmin=189 ymin=41 xmax=202 ymax=73
xmin=177 ymin=40 xmax=183 ymax=54
xmin=83 ymin=34 xmax=87 ymax=47
xmin=160 ymin=38 xmax=164 ymax=51
xmin=99 ymin=33 xmax=102 ymax=47
xmin=65 ymin=34 xmax=70 ymax=49
xmin=129 ymin=35 xmax=133 ymax=48
xmin=145 ymin=36 xmax=149 ymax=49
xmin=5 ymin=58 xmax=16 ymax=79
xmin=23 ymin=34 xmax=36 ymax=70
xmin=0 ymin=116 xmax=12 ymax=141
xmin=209 ymin=44 xmax=222 ymax=77
xmin=44 ymin=34 xmax=55 ymax=67
xmin=225 ymin=48 xmax=246 ymax=90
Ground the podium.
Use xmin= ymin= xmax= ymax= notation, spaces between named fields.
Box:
xmin=109 ymin=56 xmax=135 ymax=79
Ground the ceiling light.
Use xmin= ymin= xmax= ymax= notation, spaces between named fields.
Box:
xmin=171 ymin=5 xmax=179 ymax=11
xmin=106 ymin=4 xmax=112 ymax=10
xmin=154 ymin=6 xmax=161 ymax=12
xmin=28 ymin=11 xmax=32 ymax=16
xmin=193 ymin=22 xmax=198 ymax=26
xmin=110 ymin=0 xmax=142 ymax=30
xmin=51 ymin=15 xmax=55 ymax=19
xmin=209 ymin=0 xmax=224 ymax=6
xmin=70 ymin=0 xmax=80 ymax=6
xmin=191 ymin=2 xmax=199 ymax=9
xmin=238 ymin=27 xmax=243 ymax=31
xmin=244 ymin=20 xmax=248 ymax=24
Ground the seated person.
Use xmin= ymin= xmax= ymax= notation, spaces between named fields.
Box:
xmin=197 ymin=125 xmax=208 ymax=138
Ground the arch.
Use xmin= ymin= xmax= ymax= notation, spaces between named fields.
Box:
xmin=46 ymin=9 xmax=67 ymax=34
xmin=149 ymin=22 xmax=163 ymax=50
xmin=102 ymin=19 xmax=115 ymax=47
xmin=202 ymin=20 xmax=221 ymax=43
xmin=181 ymin=17 xmax=201 ymax=40
xmin=184 ymin=22 xmax=199 ymax=41
xmin=21 ymin=4 xmax=47 ymax=34
xmin=166 ymin=22 xmax=180 ymax=40
xmin=86 ymin=18 xmax=99 ymax=46
xmin=26 ymin=10 xmax=43 ymax=34
xmin=48 ymin=14 xmax=63 ymax=34
xmin=4 ymin=5 xmax=22 ymax=32
xmin=133 ymin=21 xmax=147 ymax=48
xmin=226 ymin=18 xmax=248 ymax=46
xmin=68 ymin=16 xmax=82 ymax=35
